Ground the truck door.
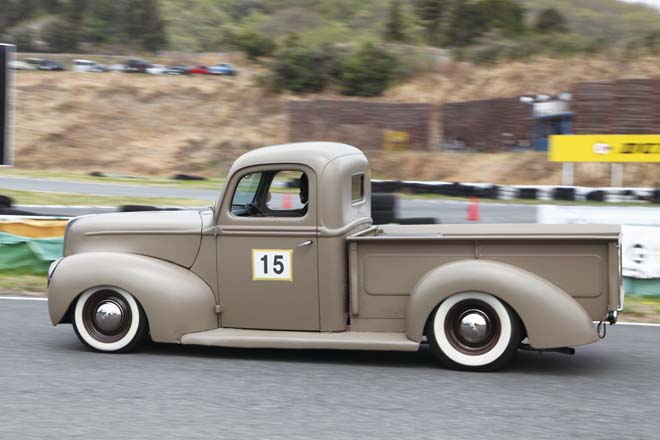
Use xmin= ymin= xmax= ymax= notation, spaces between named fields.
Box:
xmin=216 ymin=165 xmax=320 ymax=331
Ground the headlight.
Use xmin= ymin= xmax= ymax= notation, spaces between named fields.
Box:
xmin=48 ymin=258 xmax=63 ymax=282
xmin=62 ymin=216 xmax=81 ymax=256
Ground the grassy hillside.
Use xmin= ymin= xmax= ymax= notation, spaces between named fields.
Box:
xmin=11 ymin=52 xmax=660 ymax=187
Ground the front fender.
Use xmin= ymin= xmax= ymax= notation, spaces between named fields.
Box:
xmin=406 ymin=260 xmax=598 ymax=349
xmin=48 ymin=252 xmax=218 ymax=343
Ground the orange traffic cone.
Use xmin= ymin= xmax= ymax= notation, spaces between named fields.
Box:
xmin=466 ymin=196 xmax=480 ymax=221
xmin=282 ymin=192 xmax=293 ymax=209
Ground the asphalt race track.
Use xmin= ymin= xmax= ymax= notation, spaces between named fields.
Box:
xmin=1 ymin=297 xmax=658 ymax=439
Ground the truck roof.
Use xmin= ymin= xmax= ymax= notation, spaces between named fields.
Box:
xmin=229 ymin=142 xmax=364 ymax=176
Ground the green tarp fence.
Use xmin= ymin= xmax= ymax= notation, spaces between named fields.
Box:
xmin=0 ymin=232 xmax=63 ymax=275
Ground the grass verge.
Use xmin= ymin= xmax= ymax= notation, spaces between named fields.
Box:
xmin=621 ymin=295 xmax=660 ymax=324
xmin=0 ymin=188 xmax=212 ymax=207
xmin=0 ymin=272 xmax=47 ymax=295
xmin=1 ymin=168 xmax=225 ymax=190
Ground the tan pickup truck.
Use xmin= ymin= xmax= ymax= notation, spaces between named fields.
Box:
xmin=48 ymin=142 xmax=623 ymax=371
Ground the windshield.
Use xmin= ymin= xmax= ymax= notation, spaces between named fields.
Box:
xmin=231 ymin=172 xmax=262 ymax=213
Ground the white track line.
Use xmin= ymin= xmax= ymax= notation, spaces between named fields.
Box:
xmin=617 ymin=322 xmax=660 ymax=327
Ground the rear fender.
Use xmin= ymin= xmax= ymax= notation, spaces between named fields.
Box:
xmin=48 ymin=252 xmax=218 ymax=343
xmin=406 ymin=260 xmax=598 ymax=349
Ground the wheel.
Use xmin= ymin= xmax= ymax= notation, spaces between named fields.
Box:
xmin=72 ymin=287 xmax=148 ymax=353
xmin=427 ymin=292 xmax=521 ymax=372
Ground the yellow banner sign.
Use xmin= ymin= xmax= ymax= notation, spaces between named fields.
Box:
xmin=383 ymin=129 xmax=410 ymax=151
xmin=549 ymin=135 xmax=660 ymax=163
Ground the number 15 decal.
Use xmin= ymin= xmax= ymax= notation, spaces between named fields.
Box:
xmin=252 ymin=249 xmax=293 ymax=281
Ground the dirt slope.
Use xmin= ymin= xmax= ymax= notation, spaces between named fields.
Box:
xmin=10 ymin=53 xmax=660 ymax=186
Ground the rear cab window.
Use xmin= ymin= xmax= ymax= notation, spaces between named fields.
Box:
xmin=351 ymin=174 xmax=365 ymax=204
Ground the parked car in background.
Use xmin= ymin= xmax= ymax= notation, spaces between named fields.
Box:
xmin=8 ymin=60 xmax=35 ymax=70
xmin=208 ymin=63 xmax=238 ymax=76
xmin=24 ymin=58 xmax=46 ymax=67
xmin=124 ymin=59 xmax=151 ymax=73
xmin=188 ymin=65 xmax=211 ymax=75
xmin=73 ymin=59 xmax=106 ymax=72
xmin=107 ymin=63 xmax=126 ymax=72
xmin=146 ymin=64 xmax=167 ymax=74
xmin=165 ymin=64 xmax=191 ymax=75
xmin=38 ymin=60 xmax=65 ymax=71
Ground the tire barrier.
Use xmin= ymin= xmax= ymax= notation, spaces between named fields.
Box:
xmin=0 ymin=195 xmax=12 ymax=208
xmin=118 ymin=205 xmax=181 ymax=212
xmin=396 ymin=217 xmax=440 ymax=225
xmin=371 ymin=193 xmax=397 ymax=212
xmin=171 ymin=174 xmax=207 ymax=181
xmin=517 ymin=188 xmax=537 ymax=199
xmin=586 ymin=190 xmax=606 ymax=202
xmin=371 ymin=192 xmax=398 ymax=225
xmin=0 ymin=195 xmax=48 ymax=216
xmin=552 ymin=187 xmax=576 ymax=201
xmin=370 ymin=181 xmax=660 ymax=204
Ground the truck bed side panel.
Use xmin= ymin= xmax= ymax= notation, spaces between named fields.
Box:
xmin=351 ymin=237 xmax=615 ymax=331
xmin=352 ymin=241 xmax=474 ymax=331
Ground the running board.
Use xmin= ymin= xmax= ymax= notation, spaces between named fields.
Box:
xmin=180 ymin=328 xmax=420 ymax=352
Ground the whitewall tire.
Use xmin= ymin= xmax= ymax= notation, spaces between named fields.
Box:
xmin=427 ymin=292 xmax=521 ymax=371
xmin=72 ymin=286 xmax=148 ymax=353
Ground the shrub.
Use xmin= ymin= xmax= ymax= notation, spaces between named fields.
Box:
xmin=42 ymin=17 xmax=79 ymax=52
xmin=234 ymin=29 xmax=276 ymax=60
xmin=339 ymin=43 xmax=398 ymax=97
xmin=268 ymin=45 xmax=339 ymax=93
xmin=535 ymin=8 xmax=567 ymax=34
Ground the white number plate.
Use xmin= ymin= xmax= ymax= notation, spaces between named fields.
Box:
xmin=252 ymin=249 xmax=293 ymax=281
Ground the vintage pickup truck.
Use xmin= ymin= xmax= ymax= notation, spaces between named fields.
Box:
xmin=48 ymin=142 xmax=623 ymax=371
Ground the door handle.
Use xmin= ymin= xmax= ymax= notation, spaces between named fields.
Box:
xmin=296 ymin=240 xmax=313 ymax=248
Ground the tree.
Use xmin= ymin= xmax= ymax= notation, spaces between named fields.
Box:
xmin=0 ymin=0 xmax=6 ymax=35
xmin=479 ymin=0 xmax=526 ymax=36
xmin=339 ymin=43 xmax=398 ymax=97
xmin=384 ymin=0 xmax=405 ymax=42
xmin=43 ymin=16 xmax=79 ymax=52
xmin=445 ymin=1 xmax=484 ymax=47
xmin=535 ymin=8 xmax=567 ymax=33
xmin=82 ymin=0 xmax=120 ymax=44
xmin=415 ymin=0 xmax=447 ymax=46
xmin=123 ymin=0 xmax=167 ymax=51
xmin=234 ymin=29 xmax=276 ymax=60
xmin=141 ymin=0 xmax=166 ymax=51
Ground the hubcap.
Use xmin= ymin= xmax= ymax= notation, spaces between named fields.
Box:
xmin=94 ymin=301 xmax=124 ymax=333
xmin=457 ymin=310 xmax=490 ymax=344
xmin=444 ymin=299 xmax=501 ymax=355
xmin=82 ymin=289 xmax=133 ymax=343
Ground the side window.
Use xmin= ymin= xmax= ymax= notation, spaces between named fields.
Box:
xmin=230 ymin=170 xmax=309 ymax=218
xmin=231 ymin=172 xmax=263 ymax=216
xmin=266 ymin=171 xmax=307 ymax=215
xmin=351 ymin=174 xmax=365 ymax=204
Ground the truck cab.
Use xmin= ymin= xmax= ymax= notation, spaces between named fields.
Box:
xmin=48 ymin=142 xmax=622 ymax=371
xmin=214 ymin=143 xmax=371 ymax=332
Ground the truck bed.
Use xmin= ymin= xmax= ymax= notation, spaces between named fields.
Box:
xmin=346 ymin=224 xmax=621 ymax=333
